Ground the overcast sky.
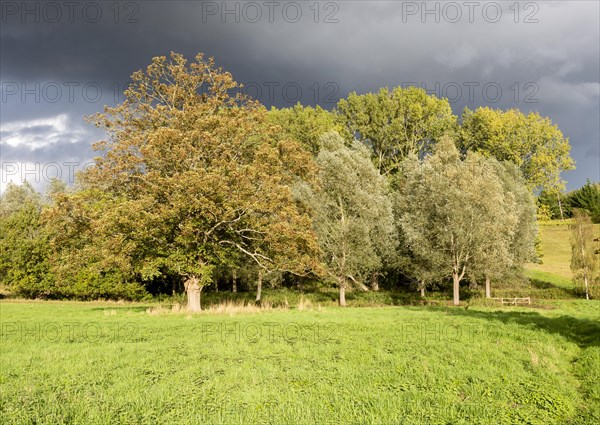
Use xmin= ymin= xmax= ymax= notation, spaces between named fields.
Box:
xmin=1 ymin=0 xmax=598 ymax=192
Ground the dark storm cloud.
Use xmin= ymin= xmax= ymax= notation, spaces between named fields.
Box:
xmin=1 ymin=0 xmax=599 ymax=189
xmin=0 ymin=113 xmax=98 ymax=191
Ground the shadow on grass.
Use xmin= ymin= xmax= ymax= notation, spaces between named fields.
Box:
xmin=529 ymin=278 xmax=580 ymax=297
xmin=445 ymin=308 xmax=600 ymax=348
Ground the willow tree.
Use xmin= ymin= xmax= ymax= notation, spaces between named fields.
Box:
xmin=74 ymin=52 xmax=319 ymax=311
xmin=397 ymin=137 xmax=513 ymax=305
xmin=570 ymin=210 xmax=599 ymax=300
xmin=306 ymin=132 xmax=396 ymax=306
xmin=337 ymin=86 xmax=457 ymax=175
xmin=469 ymin=161 xmax=538 ymax=297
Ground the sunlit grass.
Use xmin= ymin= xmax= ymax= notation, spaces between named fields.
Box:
xmin=2 ymin=219 xmax=598 ymax=423
xmin=526 ymin=222 xmax=600 ymax=280
xmin=1 ymin=300 xmax=598 ymax=424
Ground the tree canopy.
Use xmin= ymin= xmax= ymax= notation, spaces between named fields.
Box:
xmin=48 ymin=52 xmax=320 ymax=310
xmin=1 ymin=52 xmax=584 ymax=307
xmin=459 ymin=107 xmax=575 ymax=194
xmin=306 ymin=132 xmax=397 ymax=306
xmin=337 ymin=86 xmax=457 ymax=175
xmin=268 ymin=103 xmax=342 ymax=156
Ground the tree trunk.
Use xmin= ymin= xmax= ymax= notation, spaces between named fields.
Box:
xmin=485 ymin=275 xmax=491 ymax=299
xmin=419 ymin=279 xmax=425 ymax=298
xmin=185 ymin=276 xmax=202 ymax=312
xmin=255 ymin=270 xmax=263 ymax=303
xmin=557 ymin=192 xmax=564 ymax=220
xmin=232 ymin=270 xmax=237 ymax=293
xmin=577 ymin=223 xmax=590 ymax=300
xmin=349 ymin=276 xmax=369 ymax=291
xmin=371 ymin=272 xmax=380 ymax=291
xmin=339 ymin=278 xmax=347 ymax=307
xmin=452 ymin=272 xmax=460 ymax=306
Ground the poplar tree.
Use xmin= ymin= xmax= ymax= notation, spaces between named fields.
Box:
xmin=337 ymin=86 xmax=457 ymax=175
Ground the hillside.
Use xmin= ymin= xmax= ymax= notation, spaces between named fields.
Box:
xmin=526 ymin=221 xmax=600 ymax=282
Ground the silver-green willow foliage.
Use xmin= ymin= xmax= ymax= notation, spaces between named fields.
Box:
xmin=303 ymin=132 xmax=397 ymax=306
xmin=396 ymin=137 xmax=537 ymax=305
xmin=570 ymin=210 xmax=599 ymax=300
xmin=472 ymin=160 xmax=538 ymax=298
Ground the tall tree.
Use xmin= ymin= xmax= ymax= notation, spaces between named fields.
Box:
xmin=469 ymin=161 xmax=538 ymax=297
xmin=537 ymin=189 xmax=572 ymax=221
xmin=268 ymin=103 xmax=342 ymax=156
xmin=570 ymin=210 xmax=599 ymax=300
xmin=337 ymin=86 xmax=457 ymax=175
xmin=459 ymin=107 xmax=575 ymax=194
xmin=0 ymin=182 xmax=52 ymax=298
xmin=569 ymin=180 xmax=600 ymax=224
xmin=53 ymin=52 xmax=319 ymax=311
xmin=396 ymin=137 xmax=514 ymax=305
xmin=306 ymin=132 xmax=397 ymax=306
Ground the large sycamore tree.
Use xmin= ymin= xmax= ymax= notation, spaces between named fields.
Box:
xmin=305 ymin=132 xmax=397 ymax=306
xmin=54 ymin=52 xmax=319 ymax=311
xmin=397 ymin=137 xmax=516 ymax=305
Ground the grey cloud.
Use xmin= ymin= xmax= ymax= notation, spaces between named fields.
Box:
xmin=1 ymin=0 xmax=598 ymax=189
xmin=585 ymin=143 xmax=600 ymax=158
xmin=17 ymin=124 xmax=56 ymax=135
xmin=1 ymin=139 xmax=94 ymax=164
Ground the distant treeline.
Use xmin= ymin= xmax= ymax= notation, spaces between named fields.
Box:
xmin=538 ymin=181 xmax=600 ymax=223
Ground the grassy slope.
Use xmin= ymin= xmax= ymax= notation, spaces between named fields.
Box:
xmin=526 ymin=221 xmax=600 ymax=281
xmin=1 ymin=301 xmax=599 ymax=424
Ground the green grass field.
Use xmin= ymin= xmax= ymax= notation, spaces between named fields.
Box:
xmin=1 ymin=300 xmax=599 ymax=424
xmin=1 ymin=221 xmax=599 ymax=424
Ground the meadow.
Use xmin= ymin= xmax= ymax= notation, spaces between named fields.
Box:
xmin=1 ymin=222 xmax=599 ymax=424
xmin=527 ymin=220 xmax=588 ymax=280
